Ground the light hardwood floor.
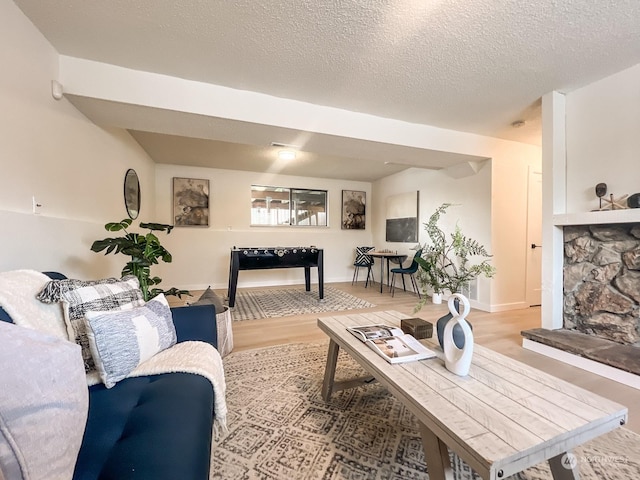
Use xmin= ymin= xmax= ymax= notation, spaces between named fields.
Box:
xmin=174 ymin=281 xmax=639 ymax=434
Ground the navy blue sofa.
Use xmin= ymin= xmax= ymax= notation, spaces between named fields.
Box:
xmin=0 ymin=281 xmax=218 ymax=480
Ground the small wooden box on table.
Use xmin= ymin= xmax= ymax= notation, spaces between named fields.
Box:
xmin=400 ymin=317 xmax=433 ymax=339
xmin=317 ymin=310 xmax=628 ymax=480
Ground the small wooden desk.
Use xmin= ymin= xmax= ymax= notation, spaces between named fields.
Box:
xmin=367 ymin=252 xmax=407 ymax=293
xmin=318 ymin=310 xmax=628 ymax=480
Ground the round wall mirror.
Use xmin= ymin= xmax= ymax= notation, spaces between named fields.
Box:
xmin=124 ymin=169 xmax=140 ymax=219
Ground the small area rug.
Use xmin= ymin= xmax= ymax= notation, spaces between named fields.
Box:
xmin=212 ymin=342 xmax=640 ymax=480
xmin=231 ymin=286 xmax=375 ymax=321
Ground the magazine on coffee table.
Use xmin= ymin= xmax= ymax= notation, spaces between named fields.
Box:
xmin=347 ymin=324 xmax=436 ymax=364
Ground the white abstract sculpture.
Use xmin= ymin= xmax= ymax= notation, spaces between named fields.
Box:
xmin=443 ymin=293 xmax=474 ymax=376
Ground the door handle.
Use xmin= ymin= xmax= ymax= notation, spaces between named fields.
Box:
xmin=531 ymin=243 xmax=542 ymax=249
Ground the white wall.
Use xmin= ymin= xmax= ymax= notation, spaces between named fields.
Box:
xmin=373 ymin=141 xmax=542 ymax=313
xmin=154 ymin=164 xmax=372 ymax=290
xmin=0 ymin=0 xmax=155 ymax=278
xmin=373 ymin=164 xmax=493 ymax=309
xmin=565 ymin=63 xmax=640 ymax=213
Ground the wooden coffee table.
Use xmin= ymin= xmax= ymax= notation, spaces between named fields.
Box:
xmin=318 ymin=310 xmax=628 ymax=480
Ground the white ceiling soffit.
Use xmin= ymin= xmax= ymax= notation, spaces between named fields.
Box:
xmin=67 ymin=95 xmax=486 ymax=182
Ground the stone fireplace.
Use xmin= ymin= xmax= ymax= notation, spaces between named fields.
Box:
xmin=522 ymin=217 xmax=640 ymax=388
xmin=563 ymin=223 xmax=640 ymax=347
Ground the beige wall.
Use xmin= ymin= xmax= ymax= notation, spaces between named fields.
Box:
xmin=490 ymin=146 xmax=542 ymax=310
xmin=0 ymin=0 xmax=155 ymax=278
xmin=154 ymin=164 xmax=372 ymax=290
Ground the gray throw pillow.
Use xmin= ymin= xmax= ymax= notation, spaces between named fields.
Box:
xmin=84 ymin=293 xmax=177 ymax=388
xmin=61 ymin=277 xmax=145 ymax=375
xmin=191 ymin=286 xmax=225 ymax=314
xmin=0 ymin=321 xmax=88 ymax=480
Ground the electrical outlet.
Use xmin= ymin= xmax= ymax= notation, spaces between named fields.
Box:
xmin=32 ymin=196 xmax=42 ymax=214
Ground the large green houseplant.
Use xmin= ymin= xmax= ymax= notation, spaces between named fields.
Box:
xmin=415 ymin=203 xmax=496 ymax=310
xmin=91 ymin=219 xmax=190 ymax=301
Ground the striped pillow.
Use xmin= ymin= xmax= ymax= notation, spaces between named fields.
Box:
xmin=84 ymin=294 xmax=176 ymax=388
xmin=36 ymin=276 xmax=122 ymax=304
xmin=61 ymin=277 xmax=144 ymax=375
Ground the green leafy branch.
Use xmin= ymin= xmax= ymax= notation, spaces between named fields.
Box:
xmin=415 ymin=203 xmax=496 ymax=310
xmin=91 ymin=219 xmax=190 ymax=301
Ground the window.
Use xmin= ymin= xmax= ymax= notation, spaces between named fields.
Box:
xmin=251 ymin=185 xmax=327 ymax=226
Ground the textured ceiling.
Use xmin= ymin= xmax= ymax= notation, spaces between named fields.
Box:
xmin=13 ymin=0 xmax=640 ymax=179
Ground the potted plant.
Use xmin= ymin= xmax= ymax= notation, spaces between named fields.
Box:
xmin=91 ymin=219 xmax=190 ymax=301
xmin=414 ymin=203 xmax=496 ymax=347
xmin=415 ymin=252 xmax=445 ymax=304
xmin=416 ymin=203 xmax=496 ymax=301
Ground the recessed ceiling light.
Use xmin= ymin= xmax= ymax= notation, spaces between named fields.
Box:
xmin=278 ymin=150 xmax=296 ymax=161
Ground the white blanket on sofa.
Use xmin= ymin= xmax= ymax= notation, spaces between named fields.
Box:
xmin=0 ymin=269 xmax=227 ymax=435
xmin=0 ymin=270 xmax=69 ymax=339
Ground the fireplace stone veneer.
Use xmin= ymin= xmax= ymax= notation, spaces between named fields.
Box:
xmin=564 ymin=223 xmax=640 ymax=346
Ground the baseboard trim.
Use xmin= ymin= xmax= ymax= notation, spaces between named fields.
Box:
xmin=489 ymin=301 xmax=529 ymax=312
xmin=522 ymin=338 xmax=640 ymax=391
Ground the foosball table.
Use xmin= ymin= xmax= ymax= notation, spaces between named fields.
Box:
xmin=227 ymin=247 xmax=324 ymax=307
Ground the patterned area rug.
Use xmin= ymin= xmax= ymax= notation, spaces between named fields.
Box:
xmin=212 ymin=342 xmax=640 ymax=480
xmin=231 ymin=287 xmax=375 ymax=321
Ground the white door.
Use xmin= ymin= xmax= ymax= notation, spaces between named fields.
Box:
xmin=526 ymin=169 xmax=543 ymax=306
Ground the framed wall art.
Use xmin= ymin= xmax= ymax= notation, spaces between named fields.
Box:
xmin=341 ymin=190 xmax=366 ymax=229
xmin=385 ymin=191 xmax=419 ymax=242
xmin=173 ymin=177 xmax=210 ymax=227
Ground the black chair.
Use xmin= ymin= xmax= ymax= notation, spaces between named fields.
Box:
xmin=352 ymin=246 xmax=375 ymax=287
xmin=390 ymin=249 xmax=422 ymax=298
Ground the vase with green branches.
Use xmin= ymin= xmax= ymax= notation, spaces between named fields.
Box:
xmin=91 ymin=219 xmax=190 ymax=301
xmin=415 ymin=203 xmax=496 ymax=312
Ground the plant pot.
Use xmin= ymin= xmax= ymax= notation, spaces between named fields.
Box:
xmin=436 ymin=295 xmax=472 ymax=349
xmin=216 ymin=306 xmax=234 ymax=357
xmin=432 ymin=292 xmax=443 ymax=304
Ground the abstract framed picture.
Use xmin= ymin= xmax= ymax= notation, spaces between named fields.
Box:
xmin=341 ymin=190 xmax=366 ymax=229
xmin=385 ymin=191 xmax=419 ymax=242
xmin=173 ymin=177 xmax=210 ymax=227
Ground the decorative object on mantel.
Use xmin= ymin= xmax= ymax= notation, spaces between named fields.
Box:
xmin=442 ymin=293 xmax=474 ymax=376
xmin=594 ymin=182 xmax=629 ymax=211
xmin=628 ymin=193 xmax=640 ymax=209
xmin=595 ymin=182 xmax=607 ymax=209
